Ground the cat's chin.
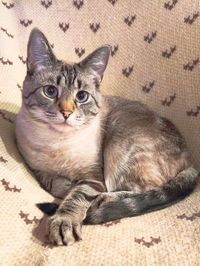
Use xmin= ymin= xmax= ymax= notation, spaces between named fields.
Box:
xmin=49 ymin=122 xmax=74 ymax=133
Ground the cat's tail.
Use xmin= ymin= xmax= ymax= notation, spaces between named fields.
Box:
xmin=84 ymin=167 xmax=199 ymax=224
xmin=37 ymin=167 xmax=199 ymax=224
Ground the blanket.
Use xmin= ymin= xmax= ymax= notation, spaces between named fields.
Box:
xmin=0 ymin=1 xmax=200 ymax=265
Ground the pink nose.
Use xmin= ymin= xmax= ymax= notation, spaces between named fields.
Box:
xmin=61 ymin=110 xmax=72 ymax=119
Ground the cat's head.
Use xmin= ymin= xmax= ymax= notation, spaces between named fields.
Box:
xmin=22 ymin=28 xmax=110 ymax=131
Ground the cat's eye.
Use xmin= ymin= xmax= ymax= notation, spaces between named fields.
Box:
xmin=43 ymin=85 xmax=58 ymax=99
xmin=75 ymin=90 xmax=89 ymax=103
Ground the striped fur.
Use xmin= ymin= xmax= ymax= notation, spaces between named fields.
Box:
xmin=16 ymin=28 xmax=198 ymax=246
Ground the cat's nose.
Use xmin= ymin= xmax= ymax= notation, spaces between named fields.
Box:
xmin=61 ymin=110 xmax=72 ymax=119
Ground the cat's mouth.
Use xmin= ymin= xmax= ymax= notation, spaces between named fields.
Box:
xmin=48 ymin=118 xmax=85 ymax=132
xmin=43 ymin=111 xmax=85 ymax=132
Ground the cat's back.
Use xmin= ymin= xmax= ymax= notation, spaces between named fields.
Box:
xmin=101 ymin=95 xmax=157 ymax=132
xmin=102 ymin=95 xmax=152 ymax=116
xmin=102 ymin=95 xmax=184 ymax=140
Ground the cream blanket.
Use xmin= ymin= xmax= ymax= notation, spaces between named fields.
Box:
xmin=0 ymin=1 xmax=200 ymax=265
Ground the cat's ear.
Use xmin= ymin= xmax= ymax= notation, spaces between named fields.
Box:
xmin=27 ymin=28 xmax=56 ymax=73
xmin=79 ymin=46 xmax=110 ymax=83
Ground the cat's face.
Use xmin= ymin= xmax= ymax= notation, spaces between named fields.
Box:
xmin=22 ymin=28 xmax=110 ymax=131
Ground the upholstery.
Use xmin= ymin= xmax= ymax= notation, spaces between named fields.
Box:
xmin=0 ymin=0 xmax=199 ymax=265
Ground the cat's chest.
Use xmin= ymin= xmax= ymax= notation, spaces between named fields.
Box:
xmin=16 ymin=115 xmax=101 ymax=177
xmin=42 ymin=133 xmax=99 ymax=174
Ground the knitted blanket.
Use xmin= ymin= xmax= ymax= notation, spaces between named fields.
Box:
xmin=0 ymin=1 xmax=199 ymax=265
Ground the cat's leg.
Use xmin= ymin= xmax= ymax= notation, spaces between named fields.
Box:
xmin=47 ymin=179 xmax=105 ymax=245
xmin=33 ymin=170 xmax=72 ymax=199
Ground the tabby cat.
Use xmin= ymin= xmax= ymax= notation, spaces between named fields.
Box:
xmin=15 ymin=28 xmax=198 ymax=246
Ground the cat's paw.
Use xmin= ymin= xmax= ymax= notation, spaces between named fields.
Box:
xmin=85 ymin=192 xmax=116 ymax=224
xmin=89 ymin=192 xmax=115 ymax=210
xmin=47 ymin=214 xmax=82 ymax=246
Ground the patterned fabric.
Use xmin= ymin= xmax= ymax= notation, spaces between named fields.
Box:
xmin=0 ymin=1 xmax=199 ymax=265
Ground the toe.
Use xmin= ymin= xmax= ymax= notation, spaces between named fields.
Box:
xmin=73 ymin=223 xmax=82 ymax=241
xmin=61 ymin=221 xmax=75 ymax=245
xmin=48 ymin=218 xmax=63 ymax=245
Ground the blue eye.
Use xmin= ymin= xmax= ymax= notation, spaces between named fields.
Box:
xmin=76 ymin=91 xmax=89 ymax=103
xmin=43 ymin=85 xmax=58 ymax=98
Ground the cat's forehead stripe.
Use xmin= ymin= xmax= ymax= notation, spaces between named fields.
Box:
xmin=77 ymin=79 xmax=82 ymax=89
xmin=60 ymin=63 xmax=77 ymax=88
xmin=56 ymin=75 xmax=61 ymax=86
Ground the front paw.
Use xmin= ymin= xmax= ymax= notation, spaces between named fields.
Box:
xmin=89 ymin=192 xmax=114 ymax=210
xmin=47 ymin=214 xmax=82 ymax=246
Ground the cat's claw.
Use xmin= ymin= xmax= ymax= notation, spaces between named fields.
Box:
xmin=47 ymin=214 xmax=82 ymax=246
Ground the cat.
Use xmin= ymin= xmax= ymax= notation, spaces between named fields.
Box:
xmin=15 ymin=28 xmax=198 ymax=246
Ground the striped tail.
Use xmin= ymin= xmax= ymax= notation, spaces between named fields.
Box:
xmin=85 ymin=167 xmax=198 ymax=224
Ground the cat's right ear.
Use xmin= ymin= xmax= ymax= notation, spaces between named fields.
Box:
xmin=79 ymin=46 xmax=110 ymax=84
xmin=27 ymin=28 xmax=56 ymax=74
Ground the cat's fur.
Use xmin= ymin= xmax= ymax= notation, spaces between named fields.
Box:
xmin=15 ymin=28 xmax=198 ymax=246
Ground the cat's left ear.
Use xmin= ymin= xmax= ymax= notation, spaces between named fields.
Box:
xmin=79 ymin=46 xmax=110 ymax=83
xmin=27 ymin=28 xmax=57 ymax=74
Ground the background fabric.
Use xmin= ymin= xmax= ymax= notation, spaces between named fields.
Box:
xmin=0 ymin=0 xmax=200 ymax=265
